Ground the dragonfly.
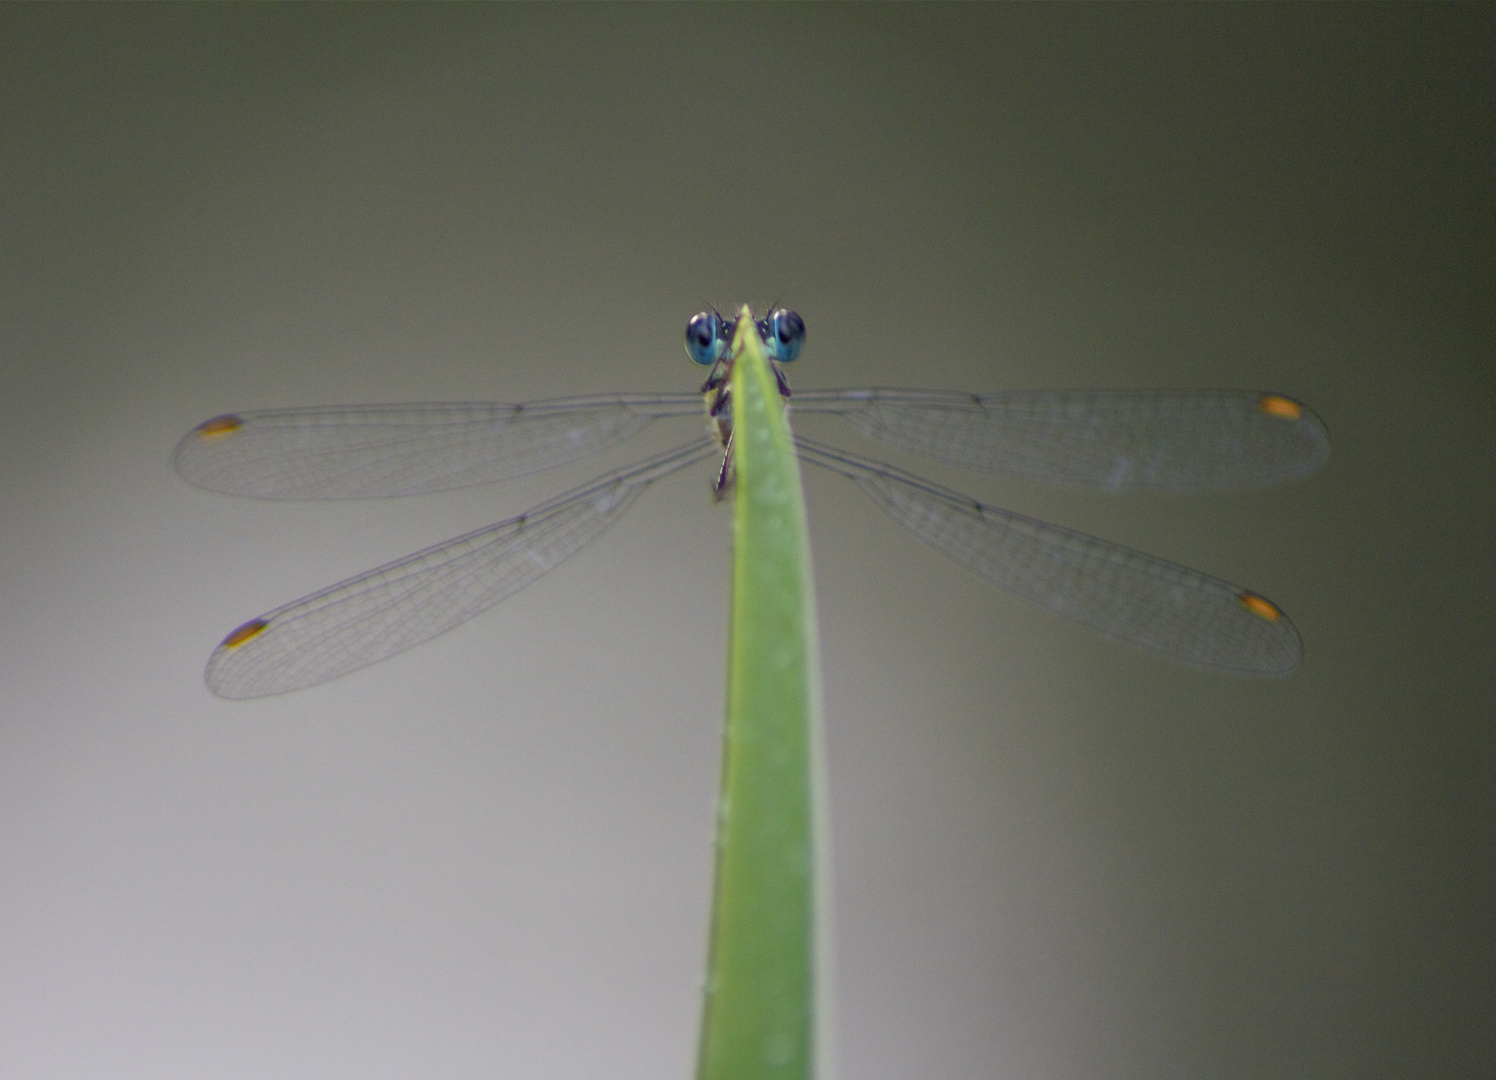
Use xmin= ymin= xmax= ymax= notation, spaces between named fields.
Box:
xmin=174 ymin=309 xmax=1329 ymax=699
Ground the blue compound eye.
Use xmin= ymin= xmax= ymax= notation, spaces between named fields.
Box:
xmin=685 ymin=311 xmax=725 ymax=366
xmin=763 ymin=309 xmax=805 ymax=363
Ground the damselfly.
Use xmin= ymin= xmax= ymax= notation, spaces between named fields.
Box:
xmin=175 ymin=309 xmax=1328 ymax=699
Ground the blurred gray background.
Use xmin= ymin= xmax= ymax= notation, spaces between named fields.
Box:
xmin=1 ymin=6 xmax=1491 ymax=1078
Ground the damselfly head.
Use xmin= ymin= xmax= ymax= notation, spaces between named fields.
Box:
xmin=686 ymin=308 xmax=806 ymax=366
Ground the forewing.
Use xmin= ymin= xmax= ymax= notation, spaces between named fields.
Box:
xmin=794 ymin=388 xmax=1329 ymax=492
xmin=174 ymin=394 xmax=701 ymax=499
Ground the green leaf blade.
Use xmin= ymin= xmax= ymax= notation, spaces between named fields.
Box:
xmin=697 ymin=309 xmax=828 ymax=1080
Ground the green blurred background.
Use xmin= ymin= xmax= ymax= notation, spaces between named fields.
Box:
xmin=1 ymin=5 xmax=1490 ymax=1078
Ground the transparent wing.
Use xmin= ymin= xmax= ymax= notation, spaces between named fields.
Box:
xmin=204 ymin=439 xmax=718 ymax=698
xmin=796 ymin=438 xmax=1302 ymax=675
xmin=174 ymin=393 xmax=703 ymax=499
xmin=791 ymin=388 xmax=1329 ymax=492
